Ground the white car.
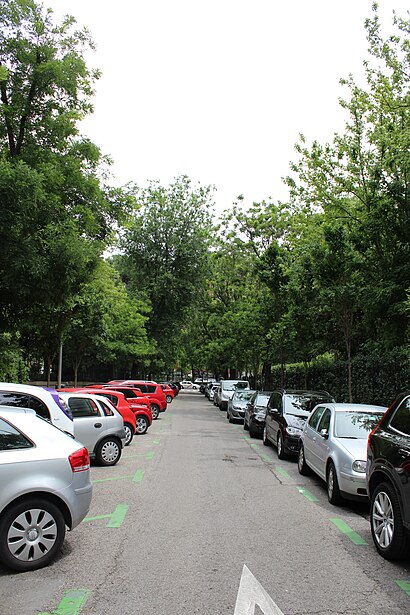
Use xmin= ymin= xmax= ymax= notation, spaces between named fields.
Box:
xmin=59 ymin=392 xmax=126 ymax=466
xmin=0 ymin=382 xmax=74 ymax=435
xmin=0 ymin=406 xmax=92 ymax=572
xmin=180 ymin=380 xmax=198 ymax=389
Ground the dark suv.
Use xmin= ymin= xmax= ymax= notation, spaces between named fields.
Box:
xmin=263 ymin=389 xmax=335 ymax=459
xmin=367 ymin=391 xmax=410 ymax=561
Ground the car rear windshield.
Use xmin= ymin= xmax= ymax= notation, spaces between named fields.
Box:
xmin=234 ymin=391 xmax=254 ymax=400
xmin=256 ymin=394 xmax=270 ymax=406
xmin=223 ymin=381 xmax=249 ymax=391
xmin=285 ymin=394 xmax=333 ymax=416
xmin=334 ymin=411 xmax=384 ymax=438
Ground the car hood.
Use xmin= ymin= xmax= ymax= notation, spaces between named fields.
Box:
xmin=286 ymin=414 xmax=308 ymax=430
xmin=336 ymin=438 xmax=367 ymax=460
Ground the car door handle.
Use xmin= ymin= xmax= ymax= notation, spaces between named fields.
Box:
xmin=94 ymin=423 xmax=102 ymax=428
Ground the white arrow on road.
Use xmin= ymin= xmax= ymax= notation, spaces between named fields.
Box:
xmin=234 ymin=565 xmax=285 ymax=615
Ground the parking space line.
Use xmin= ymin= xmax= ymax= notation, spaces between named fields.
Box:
xmin=133 ymin=469 xmax=145 ymax=483
xmin=330 ymin=518 xmax=368 ymax=545
xmin=395 ymin=580 xmax=410 ymax=596
xmin=275 ymin=466 xmax=291 ymax=479
xmin=38 ymin=589 xmax=90 ymax=615
xmin=83 ymin=504 xmax=129 ymax=528
xmin=297 ymin=487 xmax=319 ymax=502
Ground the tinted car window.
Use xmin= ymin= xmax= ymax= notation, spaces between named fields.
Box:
xmin=118 ymin=389 xmax=136 ymax=399
xmin=136 ymin=384 xmax=147 ymax=392
xmin=29 ymin=396 xmax=51 ymax=420
xmin=308 ymin=406 xmax=326 ymax=430
xmin=68 ymin=398 xmax=100 ymax=418
xmin=146 ymin=385 xmax=156 ymax=393
xmin=98 ymin=400 xmax=115 ymax=417
xmin=0 ymin=391 xmax=30 ymax=408
xmin=0 ymin=417 xmax=32 ymax=450
xmin=389 ymin=396 xmax=410 ymax=436
xmin=285 ymin=393 xmax=333 ymax=417
xmin=98 ymin=392 xmax=118 ymax=406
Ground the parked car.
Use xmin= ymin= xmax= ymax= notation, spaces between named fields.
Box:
xmin=367 ymin=391 xmax=410 ymax=561
xmin=298 ymin=403 xmax=386 ymax=505
xmin=180 ymin=380 xmax=194 ymax=389
xmin=207 ymin=382 xmax=219 ymax=401
xmin=118 ymin=381 xmax=167 ymax=419
xmin=218 ymin=380 xmax=250 ymax=411
xmin=264 ymin=390 xmax=335 ymax=458
xmin=244 ymin=391 xmax=272 ymax=438
xmin=158 ymin=384 xmax=175 ymax=404
xmin=0 ymin=406 xmax=92 ymax=572
xmin=213 ymin=385 xmax=222 ymax=407
xmin=59 ymin=393 xmax=126 ymax=466
xmin=227 ymin=390 xmax=255 ymax=423
xmin=0 ymin=382 xmax=74 ymax=435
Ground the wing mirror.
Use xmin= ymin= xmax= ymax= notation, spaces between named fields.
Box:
xmin=320 ymin=429 xmax=329 ymax=439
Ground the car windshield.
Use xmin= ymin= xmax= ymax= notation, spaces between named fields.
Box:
xmin=256 ymin=394 xmax=270 ymax=406
xmin=286 ymin=393 xmax=333 ymax=417
xmin=223 ymin=381 xmax=249 ymax=391
xmin=334 ymin=411 xmax=384 ymax=438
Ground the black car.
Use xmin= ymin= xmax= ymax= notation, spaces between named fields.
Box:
xmin=244 ymin=391 xmax=272 ymax=438
xmin=263 ymin=389 xmax=335 ymax=459
xmin=367 ymin=391 xmax=410 ymax=561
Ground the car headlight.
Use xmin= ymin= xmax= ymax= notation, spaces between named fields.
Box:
xmin=285 ymin=426 xmax=302 ymax=436
xmin=352 ymin=460 xmax=367 ymax=473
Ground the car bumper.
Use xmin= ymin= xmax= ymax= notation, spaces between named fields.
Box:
xmin=249 ymin=417 xmax=264 ymax=432
xmin=230 ymin=409 xmax=245 ymax=419
xmin=61 ymin=480 xmax=93 ymax=530
xmin=219 ymin=400 xmax=228 ymax=410
xmin=339 ymin=471 xmax=368 ymax=498
xmin=284 ymin=434 xmax=301 ymax=456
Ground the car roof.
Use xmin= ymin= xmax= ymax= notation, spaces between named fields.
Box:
xmin=320 ymin=403 xmax=387 ymax=413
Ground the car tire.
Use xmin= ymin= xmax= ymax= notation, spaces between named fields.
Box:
xmin=243 ymin=419 xmax=249 ymax=431
xmin=166 ymin=395 xmax=172 ymax=404
xmin=298 ymin=445 xmax=310 ymax=475
xmin=263 ymin=426 xmax=270 ymax=446
xmin=123 ymin=422 xmax=134 ymax=446
xmin=150 ymin=404 xmax=160 ymax=420
xmin=327 ymin=461 xmax=342 ymax=505
xmin=370 ymin=482 xmax=409 ymax=561
xmin=95 ymin=438 xmax=121 ymax=466
xmin=0 ymin=497 xmax=66 ymax=572
xmin=248 ymin=423 xmax=258 ymax=438
xmin=135 ymin=415 xmax=149 ymax=435
xmin=277 ymin=432 xmax=288 ymax=460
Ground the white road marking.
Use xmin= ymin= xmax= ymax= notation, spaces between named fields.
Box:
xmin=234 ymin=565 xmax=285 ymax=615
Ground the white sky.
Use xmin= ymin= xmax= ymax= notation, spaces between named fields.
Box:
xmin=46 ymin=0 xmax=404 ymax=213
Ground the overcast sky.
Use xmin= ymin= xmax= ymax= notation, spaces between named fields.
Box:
xmin=47 ymin=0 xmax=403 ymax=213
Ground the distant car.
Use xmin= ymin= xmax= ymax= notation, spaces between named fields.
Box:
xmin=367 ymin=391 xmax=410 ymax=560
xmin=206 ymin=382 xmax=220 ymax=401
xmin=158 ymin=384 xmax=175 ymax=404
xmin=118 ymin=381 xmax=167 ymax=419
xmin=264 ymin=390 xmax=335 ymax=459
xmin=180 ymin=380 xmax=195 ymax=389
xmin=227 ymin=390 xmax=255 ymax=423
xmin=299 ymin=403 xmax=386 ymax=504
xmin=218 ymin=380 xmax=250 ymax=411
xmin=59 ymin=393 xmax=126 ymax=466
xmin=244 ymin=391 xmax=272 ymax=438
xmin=0 ymin=406 xmax=92 ymax=572
xmin=0 ymin=382 xmax=74 ymax=435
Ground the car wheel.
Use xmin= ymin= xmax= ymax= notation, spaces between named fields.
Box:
xmin=298 ymin=445 xmax=310 ymax=475
xmin=263 ymin=426 xmax=270 ymax=446
xmin=0 ymin=498 xmax=66 ymax=572
xmin=135 ymin=416 xmax=149 ymax=435
xmin=370 ymin=482 xmax=409 ymax=560
xmin=123 ymin=423 xmax=134 ymax=446
xmin=327 ymin=461 xmax=342 ymax=505
xmin=96 ymin=438 xmax=121 ymax=466
xmin=166 ymin=395 xmax=172 ymax=404
xmin=277 ymin=432 xmax=288 ymax=460
xmin=150 ymin=404 xmax=160 ymax=420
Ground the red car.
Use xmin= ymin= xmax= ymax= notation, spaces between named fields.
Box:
xmin=82 ymin=389 xmax=152 ymax=438
xmin=110 ymin=381 xmax=167 ymax=420
xmin=158 ymin=383 xmax=175 ymax=404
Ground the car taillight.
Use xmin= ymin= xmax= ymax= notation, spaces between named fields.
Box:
xmin=69 ymin=447 xmax=90 ymax=472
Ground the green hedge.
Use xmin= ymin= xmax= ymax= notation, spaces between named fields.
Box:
xmin=269 ymin=348 xmax=409 ymax=406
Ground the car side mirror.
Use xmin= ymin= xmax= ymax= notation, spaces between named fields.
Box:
xmin=320 ymin=429 xmax=329 ymax=439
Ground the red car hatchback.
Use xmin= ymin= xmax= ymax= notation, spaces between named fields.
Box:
xmin=110 ymin=381 xmax=167 ymax=420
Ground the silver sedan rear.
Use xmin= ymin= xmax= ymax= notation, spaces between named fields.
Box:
xmin=298 ymin=403 xmax=386 ymax=504
xmin=0 ymin=406 xmax=92 ymax=572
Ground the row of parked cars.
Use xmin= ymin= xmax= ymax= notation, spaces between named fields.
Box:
xmin=0 ymin=378 xmax=176 ymax=573
xmin=201 ymin=381 xmax=410 ymax=562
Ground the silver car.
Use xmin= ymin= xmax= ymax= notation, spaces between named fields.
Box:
xmin=60 ymin=392 xmax=126 ymax=466
xmin=298 ymin=403 xmax=387 ymax=504
xmin=0 ymin=406 xmax=92 ymax=572
xmin=227 ymin=390 xmax=256 ymax=422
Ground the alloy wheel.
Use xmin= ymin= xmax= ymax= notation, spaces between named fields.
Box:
xmin=372 ymin=491 xmax=394 ymax=549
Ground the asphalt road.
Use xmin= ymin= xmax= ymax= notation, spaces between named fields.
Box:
xmin=1 ymin=390 xmax=409 ymax=615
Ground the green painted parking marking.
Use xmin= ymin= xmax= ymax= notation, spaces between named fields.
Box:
xmin=145 ymin=451 xmax=155 ymax=459
xmin=92 ymin=474 xmax=133 ymax=484
xmin=297 ymin=487 xmax=319 ymax=502
xmin=275 ymin=466 xmax=291 ymax=479
xmin=243 ymin=437 xmax=251 ymax=442
xmin=152 ymin=438 xmax=161 ymax=444
xmin=260 ymin=452 xmax=274 ymax=463
xmin=38 ymin=589 xmax=90 ymax=615
xmin=330 ymin=518 xmax=368 ymax=545
xmin=83 ymin=504 xmax=128 ymax=528
xmin=395 ymin=580 xmax=410 ymax=596
xmin=133 ymin=469 xmax=145 ymax=483
xmin=122 ymin=450 xmax=155 ymax=460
